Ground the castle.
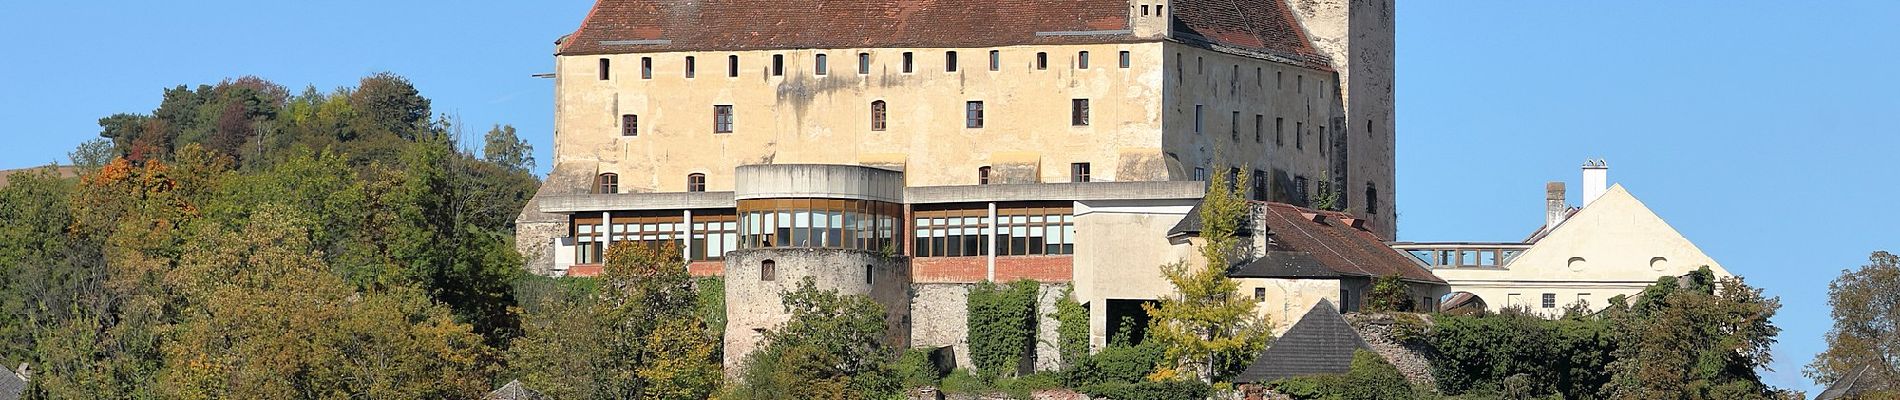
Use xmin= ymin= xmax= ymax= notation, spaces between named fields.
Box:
xmin=515 ymin=0 xmax=1407 ymax=371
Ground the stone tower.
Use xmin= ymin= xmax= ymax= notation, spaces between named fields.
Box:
xmin=1287 ymin=0 xmax=1397 ymax=235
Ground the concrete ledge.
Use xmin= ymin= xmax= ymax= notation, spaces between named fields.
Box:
xmin=538 ymin=191 xmax=737 ymax=213
xmin=735 ymin=164 xmax=905 ymax=203
xmin=904 ymin=181 xmax=1205 ymax=204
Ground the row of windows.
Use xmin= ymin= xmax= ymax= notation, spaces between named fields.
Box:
xmin=1190 ymin=106 xmax=1325 ymax=152
xmin=594 ymin=173 xmax=706 ymax=194
xmin=597 ymin=49 xmax=1134 ymax=81
xmin=912 ymin=206 xmax=1076 ymax=257
xmin=736 ymin=199 xmax=903 ymax=252
xmin=974 ymin=162 xmax=1091 ymax=185
xmin=616 ymin=98 xmax=1093 ymax=137
xmin=572 ymin=213 xmax=740 ymax=264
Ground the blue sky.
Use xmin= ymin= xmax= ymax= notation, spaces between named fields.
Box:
xmin=3 ymin=0 xmax=1896 ymax=395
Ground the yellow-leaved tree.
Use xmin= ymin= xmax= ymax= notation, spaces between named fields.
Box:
xmin=1144 ymin=167 xmax=1274 ymax=384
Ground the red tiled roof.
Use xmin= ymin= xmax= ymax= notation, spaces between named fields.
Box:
xmin=556 ymin=0 xmax=1329 ymax=68
xmin=1257 ymin=202 xmax=1445 ymax=284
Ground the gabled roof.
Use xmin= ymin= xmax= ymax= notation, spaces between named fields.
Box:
xmin=1230 ymin=251 xmax=1337 ymax=279
xmin=1255 ymin=202 xmax=1446 ymax=284
xmin=1165 ymin=202 xmax=1252 ymax=239
xmin=1815 ymin=364 xmax=1887 ymax=400
xmin=485 ymin=380 xmax=548 ymax=400
xmin=1235 ymin=299 xmax=1369 ymax=383
xmin=0 ymin=367 xmax=23 ymax=400
xmin=555 ymin=0 xmax=1329 ymax=69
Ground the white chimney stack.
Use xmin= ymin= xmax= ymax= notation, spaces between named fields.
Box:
xmin=1581 ymin=159 xmax=1609 ymax=205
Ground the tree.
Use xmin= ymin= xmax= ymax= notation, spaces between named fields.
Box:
xmin=0 ymin=167 xmax=85 ymax=366
xmin=68 ymin=138 xmax=117 ymax=171
xmin=1605 ymin=266 xmax=1787 ymax=399
xmin=1144 ymin=167 xmax=1273 ymax=384
xmin=483 ymin=124 xmax=536 ymax=173
xmin=1807 ymin=251 xmax=1900 ymax=393
xmin=726 ymin=277 xmax=898 ymax=400
xmin=508 ymin=242 xmax=720 ymax=399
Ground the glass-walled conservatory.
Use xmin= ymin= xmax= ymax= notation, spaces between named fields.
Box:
xmin=737 ymin=198 xmax=903 ymax=252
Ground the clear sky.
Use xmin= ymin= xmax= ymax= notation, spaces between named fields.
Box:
xmin=3 ymin=1 xmax=1896 ymax=395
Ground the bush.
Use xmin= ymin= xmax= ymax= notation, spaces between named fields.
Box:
xmin=1065 ymin=341 xmax=1166 ymax=387
xmin=1265 ymin=350 xmax=1411 ymax=400
xmin=1365 ymin=274 xmax=1413 ymax=313
xmin=896 ymin=348 xmax=945 ymax=389
xmin=1052 ymin=287 xmax=1089 ymax=369
xmin=1424 ymin=312 xmax=1612 ymax=399
xmin=968 ymin=280 xmax=1040 ymax=378
xmin=1077 ymin=380 xmax=1211 ymax=400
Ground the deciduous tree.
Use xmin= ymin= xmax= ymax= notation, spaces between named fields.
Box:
xmin=1806 ymin=251 xmax=1900 ymax=394
xmin=1144 ymin=167 xmax=1272 ymax=384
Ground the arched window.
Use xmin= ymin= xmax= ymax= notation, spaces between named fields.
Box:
xmin=688 ymin=173 xmax=707 ymax=192
xmin=597 ymin=173 xmax=619 ymax=194
xmin=1365 ymin=183 xmax=1378 ymax=214
xmin=978 ymin=166 xmax=992 ymax=185
xmin=761 ymin=260 xmax=776 ymax=281
xmin=870 ymin=100 xmax=887 ymax=131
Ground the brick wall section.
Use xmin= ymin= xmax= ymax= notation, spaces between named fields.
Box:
xmin=688 ymin=261 xmax=725 ymax=277
xmin=912 ymin=256 xmax=1073 ymax=283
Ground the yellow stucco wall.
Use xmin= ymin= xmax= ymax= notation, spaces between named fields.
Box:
xmin=1435 ymin=185 xmax=1733 ymax=314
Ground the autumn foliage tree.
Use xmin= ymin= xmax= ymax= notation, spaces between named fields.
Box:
xmin=1144 ymin=167 xmax=1273 ymax=384
xmin=1806 ymin=251 xmax=1900 ymax=395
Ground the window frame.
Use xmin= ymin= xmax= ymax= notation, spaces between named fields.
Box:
xmin=815 ymin=53 xmax=828 ymax=76
xmin=597 ymin=173 xmax=619 ymax=194
xmin=978 ymin=166 xmax=992 ymax=185
xmin=688 ymin=173 xmax=707 ymax=192
xmin=714 ymin=105 xmax=735 ymax=133
xmin=945 ymin=51 xmax=958 ymax=72
xmin=598 ymin=58 xmax=611 ymax=80
xmin=621 ymin=114 xmax=638 ymax=137
xmin=1119 ymin=51 xmax=1131 ymax=68
xmin=989 ymin=50 xmax=1000 ymax=71
xmin=640 ymin=57 xmax=653 ymax=79
xmin=1077 ymin=51 xmax=1089 ymax=69
xmin=870 ymin=100 xmax=887 ymax=131
xmin=1071 ymin=99 xmax=1090 ymax=126
xmin=859 ymin=53 xmax=871 ymax=75
xmin=727 ymin=55 xmax=739 ymax=77
xmin=965 ymin=101 xmax=984 ymax=129
xmin=1036 ymin=52 xmax=1048 ymax=70
xmin=771 ymin=54 xmax=784 ymax=76
xmin=902 ymin=52 xmax=914 ymax=73
xmin=685 ymin=56 xmax=696 ymax=78
xmin=1071 ymin=163 xmax=1091 ymax=183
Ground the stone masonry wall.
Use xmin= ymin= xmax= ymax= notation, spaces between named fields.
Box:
xmin=908 ymin=282 xmax=1071 ymax=372
xmin=1343 ymin=313 xmax=1436 ymax=390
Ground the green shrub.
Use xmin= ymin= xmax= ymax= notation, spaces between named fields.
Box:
xmin=1365 ymin=274 xmax=1414 ymax=313
xmin=998 ymin=372 xmax=1064 ymax=400
xmin=1065 ymin=341 xmax=1166 ymax=387
xmin=896 ymin=348 xmax=944 ymax=389
xmin=939 ymin=368 xmax=987 ymax=395
xmin=968 ymin=280 xmax=1040 ymax=378
xmin=1425 ymin=312 xmax=1612 ymax=399
xmin=1265 ymin=350 xmax=1411 ymax=400
xmin=695 ymin=277 xmax=726 ymax=339
xmin=1052 ymin=286 xmax=1089 ymax=369
xmin=1077 ymin=380 xmax=1211 ymax=400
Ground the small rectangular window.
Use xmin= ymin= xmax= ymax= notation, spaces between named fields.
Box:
xmin=965 ymin=101 xmax=984 ymax=128
xmin=1277 ymin=71 xmax=1284 ymax=89
xmin=1252 ymin=169 xmax=1267 ymax=200
xmin=1119 ymin=51 xmax=1131 ymax=68
xmin=771 ymin=54 xmax=784 ymax=76
xmin=1542 ymin=293 xmax=1557 ymax=309
xmin=598 ymin=58 xmax=611 ymax=80
xmin=1036 ymin=52 xmax=1048 ymax=70
xmin=641 ymin=57 xmax=652 ymax=79
xmin=1077 ymin=51 xmax=1089 ymax=69
xmin=1231 ymin=111 xmax=1239 ymax=141
xmin=1254 ymin=115 xmax=1263 ymax=143
xmin=1193 ymin=105 xmax=1204 ymax=134
xmin=902 ymin=52 xmax=914 ymax=73
xmin=1071 ymin=163 xmax=1091 ymax=183
xmin=1141 ymin=5 xmax=1149 ymax=15
xmin=1194 ymin=167 xmax=1207 ymax=182
xmin=621 ymin=114 xmax=638 ymax=137
xmin=1197 ymin=56 xmax=1203 ymax=73
xmin=1296 ymin=122 xmax=1304 ymax=149
xmin=1254 ymin=287 xmax=1265 ymax=301
xmin=945 ymin=51 xmax=958 ymax=72
xmin=1298 ymin=74 xmax=1304 ymax=93
xmin=685 ymin=56 xmax=696 ymax=78
xmin=714 ymin=105 xmax=734 ymax=133
xmin=815 ymin=54 xmax=828 ymax=75
xmin=859 ymin=53 xmax=871 ymax=74
xmin=989 ymin=50 xmax=1000 ymax=71
xmin=870 ymin=101 xmax=887 ymax=131
xmin=1275 ymin=117 xmax=1285 ymax=146
xmin=728 ymin=55 xmax=739 ymax=77
xmin=1071 ymin=99 xmax=1090 ymax=126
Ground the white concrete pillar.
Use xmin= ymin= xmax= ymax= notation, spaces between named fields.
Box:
xmin=987 ymin=202 xmax=998 ymax=282
xmin=682 ymin=210 xmax=695 ymax=263
xmin=602 ymin=211 xmax=613 ymax=262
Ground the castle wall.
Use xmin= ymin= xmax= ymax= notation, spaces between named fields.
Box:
xmin=554 ymin=42 xmax=1171 ymax=191
xmin=907 ymin=282 xmax=1072 ymax=372
xmin=721 ymin=248 xmax=912 ymax=373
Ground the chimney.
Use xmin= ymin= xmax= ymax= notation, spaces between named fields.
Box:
xmin=1545 ymin=181 xmax=1568 ymax=229
xmin=1581 ymin=159 xmax=1609 ymax=205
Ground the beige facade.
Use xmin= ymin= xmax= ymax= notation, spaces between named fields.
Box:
xmin=1400 ymin=184 xmax=1734 ymax=315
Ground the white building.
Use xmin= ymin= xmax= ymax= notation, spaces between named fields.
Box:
xmin=1392 ymin=162 xmax=1733 ymax=314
